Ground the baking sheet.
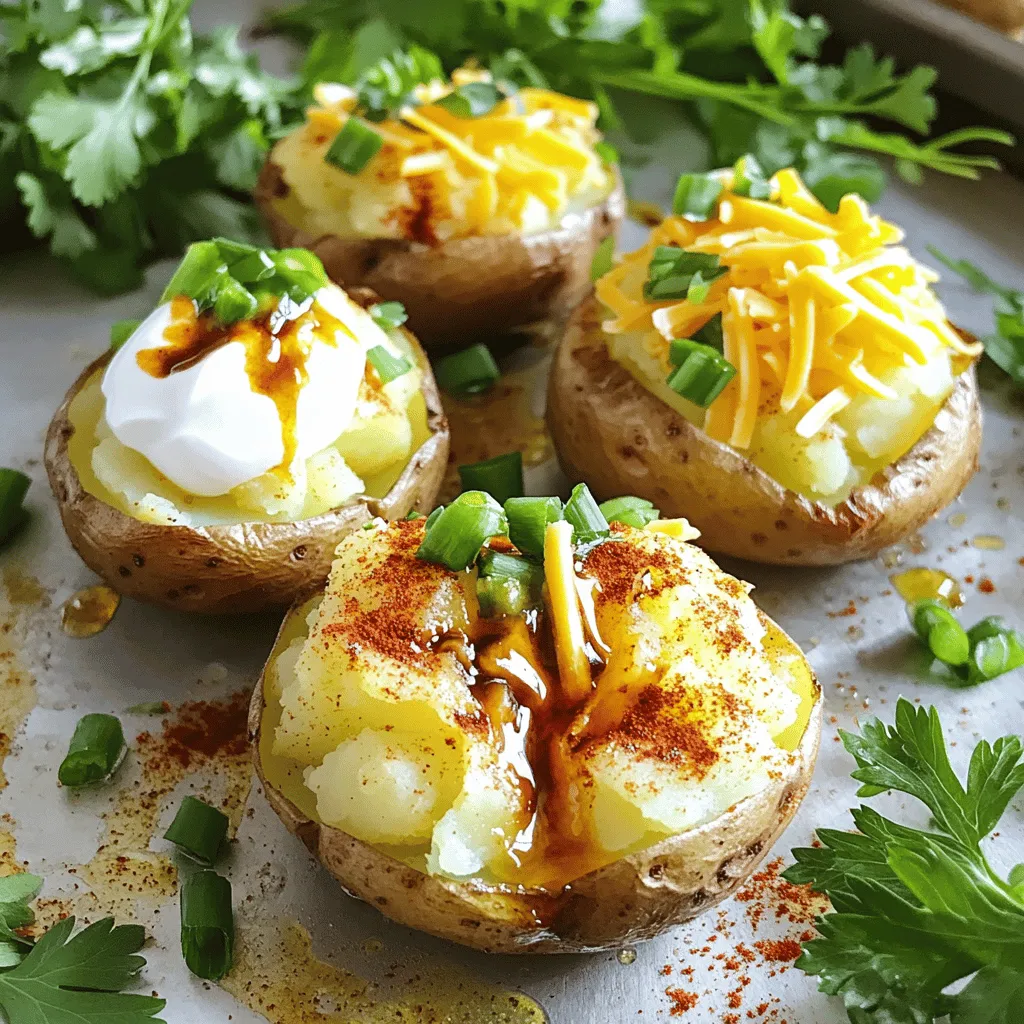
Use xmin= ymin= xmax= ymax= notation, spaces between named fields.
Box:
xmin=2 ymin=11 xmax=1024 ymax=1023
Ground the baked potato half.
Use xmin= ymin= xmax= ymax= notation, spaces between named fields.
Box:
xmin=254 ymin=72 xmax=624 ymax=349
xmin=45 ymin=260 xmax=449 ymax=614
xmin=250 ymin=501 xmax=821 ymax=953
xmin=548 ymin=295 xmax=981 ymax=566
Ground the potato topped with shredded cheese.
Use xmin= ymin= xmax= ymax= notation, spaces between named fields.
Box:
xmin=596 ymin=164 xmax=982 ymax=504
xmin=268 ymin=68 xmax=616 ymax=244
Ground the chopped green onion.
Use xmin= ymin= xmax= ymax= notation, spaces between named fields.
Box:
xmin=369 ymin=301 xmax=408 ymax=330
xmin=423 ymin=505 xmax=444 ymax=530
xmin=416 ymin=491 xmax=508 ymax=570
xmin=910 ymin=600 xmax=970 ymax=666
xmin=505 ymin=495 xmax=563 ymax=559
xmin=599 ymin=496 xmax=659 ymax=529
xmin=672 ymin=172 xmax=724 ymax=221
xmin=476 ymin=550 xmax=543 ymax=617
xmin=160 ymin=240 xmax=224 ymax=305
xmin=686 ymin=270 xmax=711 ymax=303
xmin=0 ymin=469 xmax=30 ymax=550
xmin=591 ymin=235 xmax=615 ymax=281
xmin=109 ymin=318 xmax=142 ymax=351
xmin=437 ymin=82 xmax=501 ymax=118
xmin=966 ymin=615 xmax=1010 ymax=645
xmin=594 ymin=140 xmax=618 ymax=166
xmin=164 ymin=796 xmax=229 ymax=867
xmin=367 ymin=345 xmax=412 ymax=384
xmin=563 ymin=483 xmax=608 ymax=544
xmin=458 ymin=452 xmax=524 ymax=505
xmin=690 ymin=313 xmax=724 ymax=350
xmin=732 ymin=154 xmax=772 ymax=200
xmin=57 ymin=714 xmax=126 ymax=788
xmin=125 ymin=701 xmax=169 ymax=715
xmin=643 ymin=246 xmax=725 ymax=301
xmin=666 ymin=339 xmax=736 ymax=407
xmin=270 ymin=247 xmax=329 ymax=298
xmin=213 ymin=274 xmax=258 ymax=325
xmin=434 ymin=344 xmax=500 ymax=396
xmin=404 ymin=510 xmax=425 ymax=520
xmin=180 ymin=870 xmax=233 ymax=980
xmin=326 ymin=118 xmax=384 ymax=175
xmin=225 ymin=247 xmax=276 ymax=283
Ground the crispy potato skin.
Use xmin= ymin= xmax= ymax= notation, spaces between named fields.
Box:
xmin=547 ymin=295 xmax=982 ymax=566
xmin=43 ymin=299 xmax=449 ymax=615
xmin=935 ymin=0 xmax=1024 ymax=32
xmin=255 ymin=160 xmax=625 ymax=350
xmin=249 ymin=602 xmax=821 ymax=954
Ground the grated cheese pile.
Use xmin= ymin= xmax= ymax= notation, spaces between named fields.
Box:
xmin=270 ymin=69 xmax=614 ymax=244
xmin=596 ymin=168 xmax=981 ymax=463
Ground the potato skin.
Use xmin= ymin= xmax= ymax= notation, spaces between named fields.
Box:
xmin=43 ymin=302 xmax=449 ymax=615
xmin=547 ymin=295 xmax=982 ymax=566
xmin=255 ymin=160 xmax=625 ymax=350
xmin=249 ymin=602 xmax=821 ymax=954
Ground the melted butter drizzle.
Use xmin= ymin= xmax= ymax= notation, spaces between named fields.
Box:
xmin=137 ymin=295 xmax=348 ymax=477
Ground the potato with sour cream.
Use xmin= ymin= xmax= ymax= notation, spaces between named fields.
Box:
xmin=45 ymin=239 xmax=448 ymax=613
xmin=251 ymin=488 xmax=821 ymax=952
xmin=548 ymin=160 xmax=982 ymax=565
xmin=256 ymin=61 xmax=624 ymax=347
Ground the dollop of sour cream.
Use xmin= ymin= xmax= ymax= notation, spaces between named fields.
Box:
xmin=102 ymin=285 xmax=392 ymax=497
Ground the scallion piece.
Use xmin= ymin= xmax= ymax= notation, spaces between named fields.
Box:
xmin=180 ymin=870 xmax=233 ymax=980
xmin=164 ymin=796 xmax=229 ymax=866
xmin=686 ymin=270 xmax=711 ymax=303
xmin=325 ymin=118 xmax=383 ymax=175
xmin=591 ymin=235 xmax=615 ymax=281
xmin=666 ymin=339 xmax=736 ymax=407
xmin=594 ymin=140 xmax=618 ymax=166
xmin=690 ymin=312 xmax=724 ymax=350
xmin=599 ymin=496 xmax=659 ymax=529
xmin=910 ymin=600 xmax=970 ymax=666
xmin=109 ymin=318 xmax=142 ymax=351
xmin=643 ymin=246 xmax=725 ymax=301
xmin=160 ymin=241 xmax=224 ymax=305
xmin=367 ymin=345 xmax=412 ymax=384
xmin=563 ymin=483 xmax=608 ymax=544
xmin=437 ymin=81 xmax=501 ymax=118
xmin=672 ymin=172 xmax=724 ymax=221
xmin=0 ymin=469 xmax=30 ymax=550
xmin=732 ymin=154 xmax=772 ymax=200
xmin=270 ymin=247 xmax=329 ymax=298
xmin=57 ymin=713 xmax=126 ymax=788
xmin=423 ymin=505 xmax=444 ymax=530
xmin=458 ymin=452 xmax=524 ymax=505
xmin=476 ymin=550 xmax=543 ymax=617
xmin=434 ymin=344 xmax=500 ymax=396
xmin=505 ymin=495 xmax=563 ymax=560
xmin=416 ymin=491 xmax=508 ymax=570
xmin=369 ymin=301 xmax=408 ymax=330
xmin=213 ymin=274 xmax=258 ymax=325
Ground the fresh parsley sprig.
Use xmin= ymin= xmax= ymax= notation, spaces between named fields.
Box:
xmin=786 ymin=699 xmax=1024 ymax=1023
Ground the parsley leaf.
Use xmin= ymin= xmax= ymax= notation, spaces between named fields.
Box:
xmin=787 ymin=698 xmax=1024 ymax=1024
xmin=0 ymin=916 xmax=166 ymax=1024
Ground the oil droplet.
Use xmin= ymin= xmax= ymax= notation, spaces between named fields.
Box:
xmin=61 ymin=585 xmax=120 ymax=637
xmin=889 ymin=568 xmax=965 ymax=609
xmin=996 ymin=496 xmax=1011 ymax=512
xmin=947 ymin=511 xmax=967 ymax=528
xmin=972 ymin=534 xmax=1005 ymax=551
xmin=617 ymin=947 xmax=637 ymax=965
xmin=879 ymin=548 xmax=903 ymax=570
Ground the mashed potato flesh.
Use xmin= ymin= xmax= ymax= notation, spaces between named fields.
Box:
xmin=270 ymin=518 xmax=812 ymax=889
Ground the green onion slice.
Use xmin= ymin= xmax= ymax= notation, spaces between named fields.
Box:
xmin=505 ymin=495 xmax=563 ymax=560
xmin=213 ymin=274 xmax=259 ymax=325
xmin=434 ymin=344 xmax=500 ymax=396
xmin=325 ymin=118 xmax=384 ymax=175
xmin=416 ymin=491 xmax=508 ymax=570
xmin=58 ymin=713 xmax=126 ymax=788
xmin=672 ymin=172 xmax=724 ymax=221
xmin=686 ymin=270 xmax=711 ymax=303
xmin=594 ymin=140 xmax=618 ymax=166
xmin=591 ymin=235 xmax=615 ymax=282
xmin=164 ymin=796 xmax=229 ymax=867
xmin=599 ymin=496 xmax=659 ymax=530
xmin=476 ymin=550 xmax=543 ymax=617
xmin=563 ymin=483 xmax=609 ymax=544
xmin=180 ymin=870 xmax=233 ymax=980
xmin=110 ymin=319 xmax=142 ymax=351
xmin=160 ymin=241 xmax=223 ymax=305
xmin=367 ymin=345 xmax=412 ymax=384
xmin=0 ymin=469 xmax=30 ymax=549
xmin=690 ymin=312 xmax=724 ymax=350
xmin=369 ymin=301 xmax=408 ymax=330
xmin=423 ymin=505 xmax=444 ymax=530
xmin=644 ymin=246 xmax=726 ymax=301
xmin=732 ymin=154 xmax=772 ymax=200
xmin=270 ymin=248 xmax=329 ymax=298
xmin=437 ymin=82 xmax=501 ymax=118
xmin=910 ymin=600 xmax=971 ymax=666
xmin=458 ymin=452 xmax=524 ymax=505
xmin=666 ymin=340 xmax=736 ymax=407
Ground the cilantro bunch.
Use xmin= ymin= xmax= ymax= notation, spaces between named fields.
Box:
xmin=266 ymin=0 xmax=1011 ymax=211
xmin=787 ymin=699 xmax=1024 ymax=1023
xmin=1 ymin=0 xmax=301 ymax=294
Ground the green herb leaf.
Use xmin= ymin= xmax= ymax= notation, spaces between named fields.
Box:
xmin=590 ymin=234 xmax=614 ymax=281
xmin=437 ymin=81 xmax=500 ymax=118
xmin=325 ymin=117 xmax=383 ymax=174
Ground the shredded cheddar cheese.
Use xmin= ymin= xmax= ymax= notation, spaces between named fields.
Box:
xmin=595 ymin=167 xmax=981 ymax=458
xmin=269 ymin=70 xmax=614 ymax=245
